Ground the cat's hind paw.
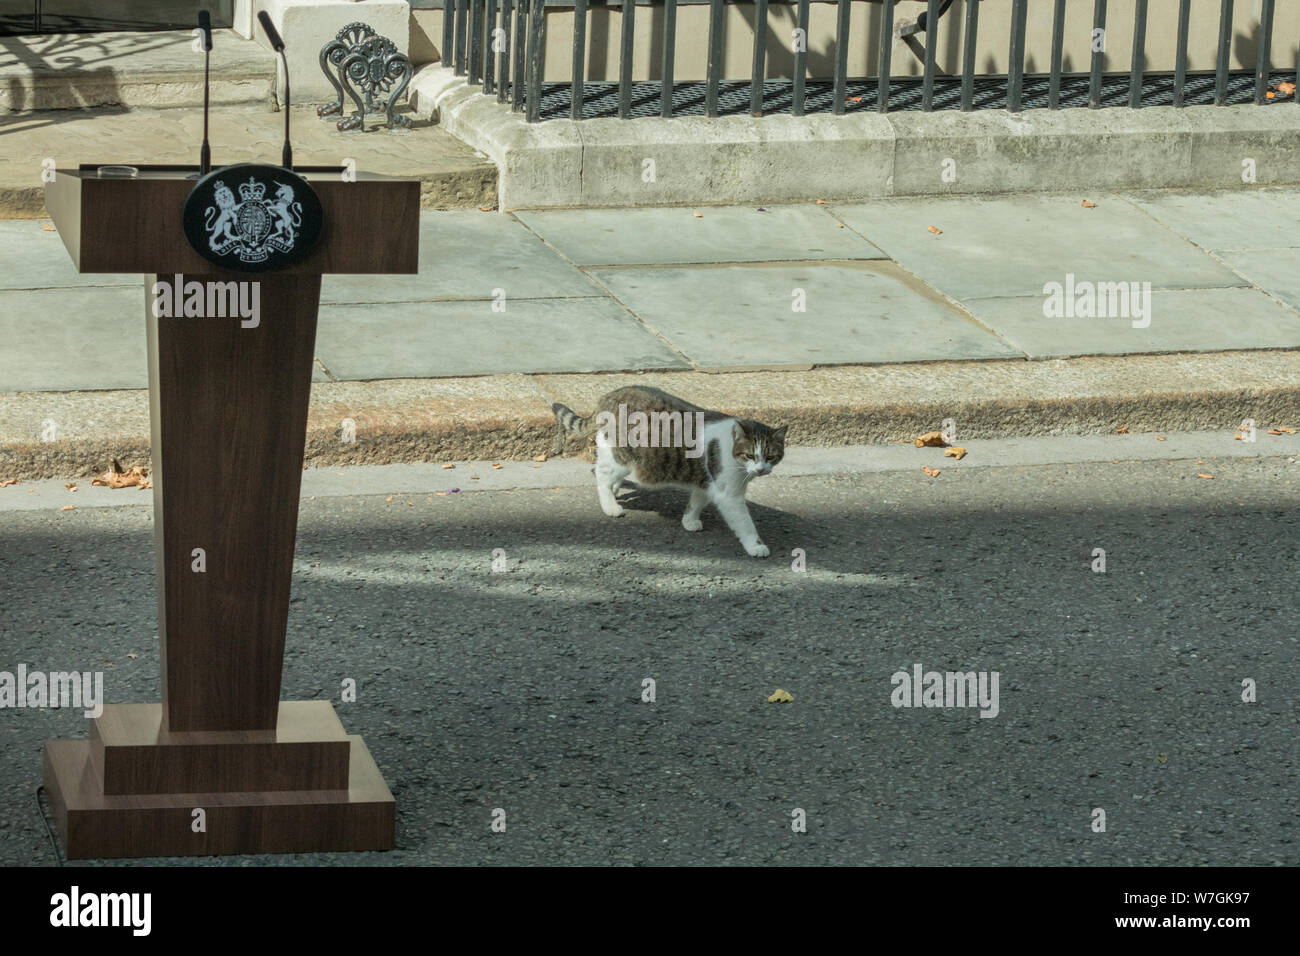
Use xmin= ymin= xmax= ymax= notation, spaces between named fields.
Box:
xmin=746 ymin=542 xmax=771 ymax=558
xmin=682 ymin=516 xmax=703 ymax=532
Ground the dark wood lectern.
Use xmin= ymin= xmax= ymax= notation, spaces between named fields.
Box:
xmin=42 ymin=165 xmax=418 ymax=858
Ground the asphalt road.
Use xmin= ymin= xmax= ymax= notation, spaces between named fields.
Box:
xmin=1 ymin=444 xmax=1297 ymax=866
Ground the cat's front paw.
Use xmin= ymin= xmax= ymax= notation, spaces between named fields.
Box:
xmin=602 ymin=503 xmax=626 ymax=517
xmin=682 ymin=516 xmax=703 ymax=532
xmin=746 ymin=542 xmax=770 ymax=558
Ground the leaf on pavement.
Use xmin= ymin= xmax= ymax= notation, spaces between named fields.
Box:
xmin=1082 ymin=200 xmax=1097 ymax=208
xmin=90 ymin=463 xmax=151 ymax=489
xmin=441 ymin=463 xmax=455 ymax=469
xmin=60 ymin=505 xmax=74 ymax=511
xmin=0 ymin=479 xmax=18 ymax=487
xmin=65 ymin=482 xmax=77 ymax=491
xmin=767 ymin=689 xmax=794 ymax=703
xmin=914 ymin=431 xmax=947 ymax=447
xmin=532 ymin=452 xmax=547 ymax=462
xmin=1116 ymin=425 xmax=1128 ymax=434
xmin=923 ymin=466 xmax=941 ymax=477
xmin=927 ymin=225 xmax=942 ymax=235
xmin=943 ymin=447 xmax=967 ymax=460
xmin=1197 ymin=473 xmax=1214 ymax=479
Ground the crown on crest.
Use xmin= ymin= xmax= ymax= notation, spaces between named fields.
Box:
xmin=238 ymin=178 xmax=266 ymax=202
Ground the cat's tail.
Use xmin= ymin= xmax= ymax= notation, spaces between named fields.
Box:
xmin=550 ymin=402 xmax=593 ymax=456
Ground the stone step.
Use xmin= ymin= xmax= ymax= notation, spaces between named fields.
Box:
xmin=0 ymin=29 xmax=275 ymax=112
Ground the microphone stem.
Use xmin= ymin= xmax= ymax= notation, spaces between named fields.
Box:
xmin=201 ymin=51 xmax=211 ymax=174
xmin=280 ymin=49 xmax=292 ymax=170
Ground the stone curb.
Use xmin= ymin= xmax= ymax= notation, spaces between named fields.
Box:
xmin=4 ymin=352 xmax=1299 ymax=480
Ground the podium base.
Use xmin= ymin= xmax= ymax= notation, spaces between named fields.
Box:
xmin=43 ymin=715 xmax=395 ymax=859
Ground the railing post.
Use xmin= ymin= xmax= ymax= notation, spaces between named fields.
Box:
xmin=469 ymin=0 xmax=483 ymax=83
xmin=705 ymin=0 xmax=724 ymax=117
xmin=618 ymin=0 xmax=635 ymax=118
xmin=1214 ymin=0 xmax=1234 ymax=105
xmin=572 ymin=0 xmax=587 ymax=119
xmin=958 ymin=0 xmax=976 ymax=111
xmin=454 ymin=0 xmax=468 ymax=75
xmin=1007 ymin=0 xmax=1027 ymax=112
xmin=1254 ymin=0 xmax=1274 ymax=105
xmin=793 ymin=0 xmax=809 ymax=116
xmin=661 ymin=0 xmax=678 ymax=118
xmin=751 ymin=0 xmax=769 ymax=116
xmin=526 ymin=0 xmax=545 ymax=122
xmin=921 ymin=0 xmax=941 ymax=111
xmin=442 ymin=0 xmax=455 ymax=69
xmin=831 ymin=0 xmax=850 ymax=115
xmin=511 ymin=0 xmax=527 ymax=110
xmin=1173 ymin=0 xmax=1191 ymax=107
xmin=1129 ymin=0 xmax=1147 ymax=108
xmin=498 ymin=0 xmax=513 ymax=104
xmin=1048 ymin=0 xmax=1066 ymax=109
xmin=1088 ymin=0 xmax=1107 ymax=108
xmin=480 ymin=0 xmax=493 ymax=92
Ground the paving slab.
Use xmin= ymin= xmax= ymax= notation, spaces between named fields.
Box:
xmin=590 ymin=262 xmax=1021 ymax=369
xmin=1122 ymin=187 xmax=1300 ymax=251
xmin=0 ymin=287 xmax=145 ymax=391
xmin=513 ymin=205 xmax=887 ymax=265
xmin=0 ymin=104 xmax=496 ymax=218
xmin=1216 ymin=249 xmax=1300 ymax=313
xmin=962 ymin=287 xmax=1300 ymax=360
xmin=315 ymin=298 xmax=688 ymax=379
xmin=831 ymin=194 xmax=1247 ymax=300
xmin=321 ymin=211 xmax=603 ymax=304
xmin=0 ymin=220 xmax=137 ymax=290
xmin=0 ymin=29 xmax=274 ymax=112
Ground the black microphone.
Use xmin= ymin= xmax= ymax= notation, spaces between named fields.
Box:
xmin=198 ymin=10 xmax=212 ymax=174
xmin=257 ymin=12 xmax=292 ymax=170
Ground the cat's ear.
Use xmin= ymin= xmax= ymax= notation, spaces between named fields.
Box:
xmin=730 ymin=420 xmax=746 ymax=443
xmin=772 ymin=426 xmax=788 ymax=443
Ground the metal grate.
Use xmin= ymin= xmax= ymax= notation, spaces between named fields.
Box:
xmin=514 ymin=70 xmax=1297 ymax=122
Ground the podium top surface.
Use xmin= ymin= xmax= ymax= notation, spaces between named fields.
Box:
xmin=46 ymin=164 xmax=420 ymax=276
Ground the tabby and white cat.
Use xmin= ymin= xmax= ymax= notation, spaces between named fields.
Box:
xmin=550 ymin=386 xmax=787 ymax=558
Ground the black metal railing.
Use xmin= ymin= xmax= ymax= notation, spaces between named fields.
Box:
xmin=441 ymin=0 xmax=1296 ymax=122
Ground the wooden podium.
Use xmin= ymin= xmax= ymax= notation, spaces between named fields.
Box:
xmin=41 ymin=165 xmax=419 ymax=858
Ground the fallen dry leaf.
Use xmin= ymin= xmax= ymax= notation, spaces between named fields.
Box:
xmin=42 ymin=224 xmax=55 ymax=232
xmin=1267 ymin=428 xmax=1284 ymax=435
xmin=65 ymin=482 xmax=77 ymax=492
xmin=1197 ymin=473 xmax=1214 ymax=479
xmin=1156 ymin=435 xmax=1167 ymax=441
xmin=126 ymin=653 xmax=138 ymax=660
xmin=914 ymin=431 xmax=947 ymax=448
xmin=923 ymin=466 xmax=941 ymax=477
xmin=846 ymin=95 xmax=863 ymax=103
xmin=1276 ymin=426 xmax=1297 ymax=434
xmin=928 ymin=225 xmax=942 ymax=235
xmin=532 ymin=464 xmax=543 ymax=469
xmin=836 ymin=223 xmax=845 ymax=228
xmin=1082 ymin=200 xmax=1097 ymax=208
xmin=767 ymin=689 xmax=794 ymax=703
xmin=532 ymin=453 xmax=547 ymax=462
xmin=1116 ymin=425 xmax=1128 ymax=434
xmin=944 ymin=447 xmax=967 ymax=460
xmin=478 ymin=205 xmax=494 ymax=212
xmin=491 ymin=463 xmax=503 ymax=469
xmin=90 ymin=461 xmax=151 ymax=489
xmin=0 ymin=478 xmax=18 ymax=487
xmin=1278 ymin=81 xmax=1297 ymax=96
xmin=1234 ymin=433 xmax=1245 ymax=441
xmin=407 ymin=501 xmax=414 ymax=506
xmin=1266 ymin=91 xmax=1276 ymax=99
xmin=435 ymin=491 xmax=448 ymax=496
xmin=60 ymin=505 xmax=74 ymax=511
xmin=693 ymin=210 xmax=703 ymax=218
xmin=385 ymin=495 xmax=393 ymax=502
xmin=815 ymin=199 xmax=828 ymax=205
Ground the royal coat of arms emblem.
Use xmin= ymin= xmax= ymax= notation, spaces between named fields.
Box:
xmin=182 ymin=163 xmax=323 ymax=272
